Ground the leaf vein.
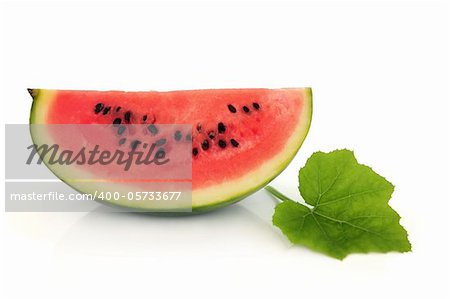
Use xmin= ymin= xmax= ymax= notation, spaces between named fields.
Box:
xmin=316 ymin=188 xmax=391 ymax=208
xmin=313 ymin=211 xmax=384 ymax=238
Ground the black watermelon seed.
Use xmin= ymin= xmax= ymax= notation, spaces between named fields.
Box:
xmin=102 ymin=106 xmax=111 ymax=115
xmin=113 ymin=118 xmax=122 ymax=126
xmin=227 ymin=104 xmax=237 ymax=113
xmin=252 ymin=102 xmax=260 ymax=110
xmin=156 ymin=149 xmax=165 ymax=158
xmin=242 ymin=106 xmax=250 ymax=113
xmin=94 ymin=103 xmax=104 ymax=114
xmin=186 ymin=134 xmax=192 ymax=141
xmin=130 ymin=140 xmax=141 ymax=150
xmin=118 ymin=125 xmax=126 ymax=135
xmin=174 ymin=130 xmax=182 ymax=141
xmin=115 ymin=106 xmax=121 ymax=112
xmin=208 ymin=131 xmax=215 ymax=139
xmin=118 ymin=138 xmax=126 ymax=145
xmin=201 ymin=140 xmax=209 ymax=150
xmin=147 ymin=124 xmax=158 ymax=135
xmin=156 ymin=138 xmax=166 ymax=146
xmin=192 ymin=148 xmax=199 ymax=156
xmin=218 ymin=140 xmax=227 ymax=148
xmin=196 ymin=123 xmax=202 ymax=132
xmin=231 ymin=139 xmax=239 ymax=147
xmin=143 ymin=115 xmax=148 ymax=121
xmin=218 ymin=122 xmax=226 ymax=134
xmin=124 ymin=111 xmax=131 ymax=122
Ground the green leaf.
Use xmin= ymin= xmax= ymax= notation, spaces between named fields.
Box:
xmin=268 ymin=149 xmax=411 ymax=260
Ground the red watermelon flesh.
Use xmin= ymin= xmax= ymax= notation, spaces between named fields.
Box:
xmin=29 ymin=88 xmax=312 ymax=211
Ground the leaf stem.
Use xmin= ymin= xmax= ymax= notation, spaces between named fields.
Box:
xmin=264 ymin=186 xmax=294 ymax=202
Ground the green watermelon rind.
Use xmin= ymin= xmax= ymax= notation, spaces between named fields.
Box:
xmin=28 ymin=88 xmax=312 ymax=213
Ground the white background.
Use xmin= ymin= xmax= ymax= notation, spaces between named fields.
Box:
xmin=1 ymin=1 xmax=449 ymax=298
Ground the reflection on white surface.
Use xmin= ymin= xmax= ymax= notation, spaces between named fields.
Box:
xmin=55 ymin=193 xmax=289 ymax=258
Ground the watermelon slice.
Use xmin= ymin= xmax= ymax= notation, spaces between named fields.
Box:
xmin=29 ymin=88 xmax=312 ymax=211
